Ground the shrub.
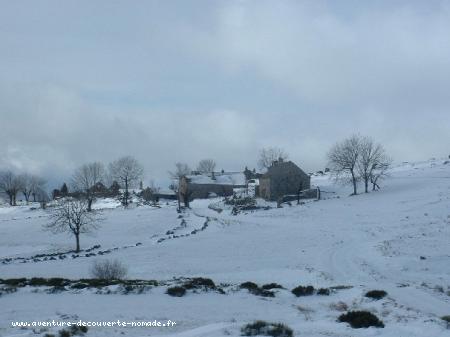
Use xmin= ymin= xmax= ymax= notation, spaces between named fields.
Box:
xmin=241 ymin=321 xmax=293 ymax=337
xmin=317 ymin=288 xmax=330 ymax=295
xmin=58 ymin=329 xmax=71 ymax=337
xmin=292 ymin=285 xmax=314 ymax=297
xmin=70 ymin=324 xmax=88 ymax=335
xmin=262 ymin=283 xmax=284 ymax=290
xmin=167 ymin=286 xmax=186 ymax=297
xmin=47 ymin=278 xmax=68 ymax=287
xmin=1 ymin=278 xmax=27 ymax=286
xmin=442 ymin=315 xmax=450 ymax=328
xmin=338 ymin=311 xmax=384 ymax=328
xmin=29 ymin=277 xmax=48 ymax=286
xmin=90 ymin=259 xmax=128 ymax=280
xmin=183 ymin=277 xmax=216 ymax=290
xmin=365 ymin=290 xmax=387 ymax=300
xmin=240 ymin=282 xmax=275 ymax=297
xmin=240 ymin=282 xmax=259 ymax=290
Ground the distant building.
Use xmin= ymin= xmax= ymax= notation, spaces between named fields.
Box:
xmin=258 ymin=159 xmax=310 ymax=201
xmin=178 ymin=171 xmax=246 ymax=200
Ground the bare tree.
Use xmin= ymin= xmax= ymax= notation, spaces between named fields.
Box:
xmin=328 ymin=135 xmax=362 ymax=195
xmin=45 ymin=198 xmax=102 ymax=252
xmin=72 ymin=162 xmax=106 ymax=211
xmin=257 ymin=147 xmax=289 ymax=171
xmin=168 ymin=163 xmax=191 ymax=211
xmin=18 ymin=173 xmax=46 ymax=204
xmin=197 ymin=159 xmax=216 ymax=174
xmin=357 ymin=137 xmax=390 ymax=193
xmin=109 ymin=156 xmax=144 ymax=206
xmin=169 ymin=162 xmax=191 ymax=179
xmin=30 ymin=175 xmax=47 ymax=202
xmin=17 ymin=173 xmax=31 ymax=203
xmin=370 ymin=156 xmax=392 ymax=191
xmin=0 ymin=171 xmax=23 ymax=206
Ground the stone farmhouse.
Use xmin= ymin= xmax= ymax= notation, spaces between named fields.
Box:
xmin=178 ymin=160 xmax=311 ymax=203
xmin=259 ymin=159 xmax=311 ymax=201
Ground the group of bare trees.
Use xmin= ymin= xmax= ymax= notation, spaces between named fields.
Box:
xmin=328 ymin=135 xmax=391 ymax=194
xmin=70 ymin=156 xmax=144 ymax=210
xmin=0 ymin=171 xmax=47 ymax=206
xmin=45 ymin=156 xmax=144 ymax=252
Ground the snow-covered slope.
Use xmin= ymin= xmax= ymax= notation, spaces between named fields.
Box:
xmin=1 ymin=159 xmax=449 ymax=337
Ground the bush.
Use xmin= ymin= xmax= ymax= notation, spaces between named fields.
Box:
xmin=1 ymin=278 xmax=27 ymax=286
xmin=70 ymin=324 xmax=88 ymax=335
xmin=29 ymin=277 xmax=48 ymax=286
xmin=262 ymin=283 xmax=284 ymax=290
xmin=90 ymin=259 xmax=128 ymax=280
xmin=317 ymin=288 xmax=330 ymax=295
xmin=241 ymin=321 xmax=293 ymax=337
xmin=240 ymin=282 xmax=275 ymax=297
xmin=58 ymin=329 xmax=71 ymax=337
xmin=292 ymin=285 xmax=314 ymax=297
xmin=338 ymin=311 xmax=384 ymax=328
xmin=365 ymin=290 xmax=387 ymax=300
xmin=183 ymin=277 xmax=216 ymax=290
xmin=167 ymin=286 xmax=186 ymax=297
xmin=240 ymin=282 xmax=259 ymax=290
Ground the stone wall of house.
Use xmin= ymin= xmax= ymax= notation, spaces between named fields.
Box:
xmin=259 ymin=177 xmax=271 ymax=200
xmin=261 ymin=162 xmax=311 ymax=201
xmin=187 ymin=183 xmax=234 ymax=199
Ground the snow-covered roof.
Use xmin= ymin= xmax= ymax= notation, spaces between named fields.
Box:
xmin=187 ymin=172 xmax=246 ymax=186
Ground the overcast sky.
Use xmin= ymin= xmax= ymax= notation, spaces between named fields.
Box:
xmin=1 ymin=0 xmax=450 ymax=188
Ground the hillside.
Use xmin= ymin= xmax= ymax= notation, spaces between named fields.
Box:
xmin=1 ymin=159 xmax=449 ymax=337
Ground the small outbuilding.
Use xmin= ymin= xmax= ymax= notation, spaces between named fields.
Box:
xmin=178 ymin=171 xmax=246 ymax=202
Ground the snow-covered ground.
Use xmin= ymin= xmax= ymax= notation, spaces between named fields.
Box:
xmin=1 ymin=159 xmax=449 ymax=337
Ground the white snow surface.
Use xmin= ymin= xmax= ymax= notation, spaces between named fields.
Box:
xmin=0 ymin=159 xmax=449 ymax=336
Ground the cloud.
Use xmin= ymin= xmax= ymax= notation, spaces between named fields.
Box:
xmin=1 ymin=1 xmax=450 ymax=188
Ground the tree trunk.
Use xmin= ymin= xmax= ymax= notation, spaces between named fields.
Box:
xmin=8 ymin=193 xmax=13 ymax=206
xmin=124 ymin=178 xmax=129 ymax=206
xmin=364 ymin=178 xmax=369 ymax=193
xmin=75 ymin=234 xmax=80 ymax=252
xmin=13 ymin=194 xmax=17 ymax=206
xmin=87 ymin=198 xmax=93 ymax=212
xmin=33 ymin=193 xmax=36 ymax=202
xmin=351 ymin=170 xmax=357 ymax=195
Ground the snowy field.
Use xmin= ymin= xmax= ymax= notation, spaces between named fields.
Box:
xmin=1 ymin=159 xmax=450 ymax=337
